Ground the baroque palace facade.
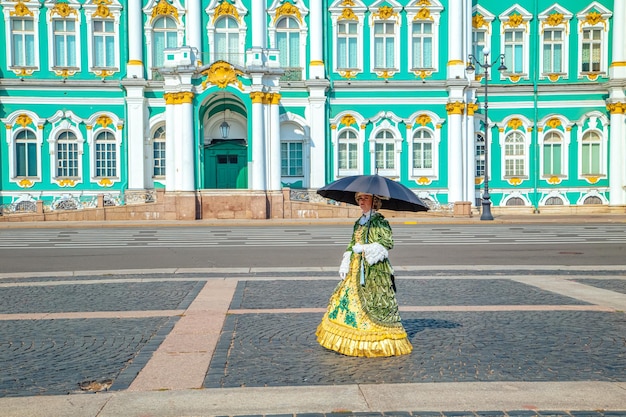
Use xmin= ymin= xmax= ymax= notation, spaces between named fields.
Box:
xmin=0 ymin=0 xmax=625 ymax=220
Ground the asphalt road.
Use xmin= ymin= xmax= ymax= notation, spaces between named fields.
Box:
xmin=1 ymin=223 xmax=625 ymax=273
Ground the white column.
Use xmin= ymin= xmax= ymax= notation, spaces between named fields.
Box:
xmin=464 ymin=102 xmax=478 ymax=204
xmin=447 ymin=0 xmax=465 ymax=79
xmin=179 ymin=93 xmax=195 ymax=191
xmin=309 ymin=0 xmax=324 ymax=79
xmin=252 ymin=1 xmax=266 ymax=48
xmin=608 ymin=103 xmax=626 ymax=205
xmin=610 ymin=0 xmax=626 ymax=79
xmin=127 ymin=1 xmax=144 ymax=78
xmin=446 ymin=101 xmax=464 ymax=203
xmin=164 ymin=94 xmax=176 ymax=191
xmin=250 ymin=91 xmax=266 ymax=190
xmin=268 ymin=93 xmax=282 ymax=191
xmin=125 ymin=86 xmax=147 ymax=189
xmin=308 ymin=86 xmax=327 ymax=188
xmin=186 ymin=0 xmax=202 ymax=64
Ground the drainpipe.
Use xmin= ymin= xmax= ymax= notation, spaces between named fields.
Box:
xmin=532 ymin=0 xmax=540 ymax=214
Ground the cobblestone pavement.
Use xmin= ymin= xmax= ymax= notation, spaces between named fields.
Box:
xmin=0 ymin=268 xmax=625 ymax=417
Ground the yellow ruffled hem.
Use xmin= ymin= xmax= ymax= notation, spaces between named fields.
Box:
xmin=316 ymin=315 xmax=413 ymax=357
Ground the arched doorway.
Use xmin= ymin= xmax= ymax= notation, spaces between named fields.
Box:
xmin=202 ymin=93 xmax=248 ymax=189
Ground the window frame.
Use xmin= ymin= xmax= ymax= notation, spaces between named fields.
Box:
xmin=152 ymin=125 xmax=166 ymax=179
xmin=93 ymin=129 xmax=118 ymax=179
xmin=14 ymin=128 xmax=40 ymax=179
xmin=405 ymin=1 xmax=442 ymax=74
xmin=54 ymin=130 xmax=81 ymax=179
xmin=280 ymin=141 xmax=304 ymax=177
xmin=45 ymin=1 xmax=82 ymax=74
xmin=4 ymin=1 xmax=41 ymax=74
xmin=540 ymin=131 xmax=565 ymax=177
xmin=502 ymin=130 xmax=528 ymax=179
xmin=580 ymin=130 xmax=604 ymax=176
xmin=499 ymin=7 xmax=532 ymax=80
xmin=370 ymin=128 xmax=400 ymax=177
xmin=329 ymin=0 xmax=365 ymax=77
xmin=337 ymin=128 xmax=360 ymax=176
xmin=576 ymin=6 xmax=612 ymax=78
xmin=84 ymin=1 xmax=122 ymax=75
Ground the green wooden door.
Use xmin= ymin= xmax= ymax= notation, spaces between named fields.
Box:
xmin=204 ymin=141 xmax=247 ymax=189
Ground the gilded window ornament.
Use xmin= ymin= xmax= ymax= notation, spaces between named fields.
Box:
xmin=93 ymin=0 xmax=114 ymax=19
xmin=213 ymin=1 xmax=241 ymax=24
xmin=95 ymin=115 xmax=113 ymax=127
xmin=51 ymin=3 xmax=78 ymax=18
xmin=18 ymin=179 xmax=35 ymax=188
xmin=57 ymin=179 xmax=77 ymax=187
xmin=98 ymin=178 xmax=113 ymax=187
xmin=340 ymin=0 xmax=356 ymax=5
xmin=507 ymin=118 xmax=523 ymax=130
xmin=414 ymin=8 xmax=432 ymax=21
xmin=472 ymin=14 xmax=486 ymax=29
xmin=11 ymin=0 xmax=34 ymax=17
xmin=376 ymin=70 xmax=394 ymax=79
xmin=15 ymin=114 xmax=33 ymax=128
xmin=201 ymin=61 xmax=244 ymax=90
xmin=340 ymin=8 xmax=358 ymax=21
xmin=507 ymin=177 xmax=523 ymax=186
xmin=417 ymin=177 xmax=431 ymax=185
xmin=581 ymin=11 xmax=606 ymax=30
xmin=415 ymin=114 xmax=431 ymax=126
xmin=373 ymin=5 xmax=396 ymax=21
xmin=546 ymin=118 xmax=562 ymax=129
xmin=547 ymin=176 xmax=561 ymax=185
xmin=339 ymin=70 xmax=357 ymax=79
xmin=340 ymin=115 xmax=356 ymax=127
xmin=503 ymin=13 xmax=526 ymax=30
xmin=545 ymin=13 xmax=563 ymax=27
xmin=413 ymin=70 xmax=432 ymax=80
xmin=152 ymin=0 xmax=179 ymax=23
xmin=274 ymin=2 xmax=302 ymax=24
xmin=417 ymin=0 xmax=432 ymax=5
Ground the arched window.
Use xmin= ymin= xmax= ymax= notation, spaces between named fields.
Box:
xmin=545 ymin=196 xmax=564 ymax=205
xmin=153 ymin=126 xmax=166 ymax=178
xmin=542 ymin=131 xmax=563 ymax=176
xmin=215 ymin=16 xmax=239 ymax=64
xmin=374 ymin=130 xmax=395 ymax=170
xmin=475 ymin=133 xmax=485 ymax=177
xmin=506 ymin=197 xmax=525 ymax=206
xmin=276 ymin=17 xmax=300 ymax=69
xmin=15 ymin=129 xmax=38 ymax=178
xmin=94 ymin=130 xmax=116 ymax=178
xmin=583 ymin=196 xmax=602 ymax=205
xmin=338 ymin=129 xmax=358 ymax=173
xmin=412 ymin=129 xmax=432 ymax=169
xmin=581 ymin=131 xmax=602 ymax=175
xmin=504 ymin=131 xmax=525 ymax=177
xmin=56 ymin=130 xmax=79 ymax=178
xmin=152 ymin=17 xmax=177 ymax=68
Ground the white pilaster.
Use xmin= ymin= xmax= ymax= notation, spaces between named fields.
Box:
xmin=164 ymin=95 xmax=176 ymax=191
xmin=186 ymin=0 xmax=202 ymax=65
xmin=610 ymin=0 xmax=626 ymax=79
xmin=250 ymin=91 xmax=266 ymax=190
xmin=268 ymin=93 xmax=282 ymax=191
xmin=307 ymin=83 xmax=328 ymax=188
xmin=309 ymin=0 xmax=325 ymax=79
xmin=608 ymin=103 xmax=626 ymax=205
xmin=125 ymin=86 xmax=147 ymax=189
xmin=179 ymin=97 xmax=195 ymax=191
xmin=252 ymin=1 xmax=266 ymax=48
xmin=447 ymin=0 xmax=465 ymax=80
xmin=127 ymin=1 xmax=144 ymax=78
xmin=446 ymin=100 xmax=465 ymax=203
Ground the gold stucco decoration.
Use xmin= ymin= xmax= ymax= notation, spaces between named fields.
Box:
xmin=18 ymin=179 xmax=34 ymax=188
xmin=505 ymin=13 xmax=524 ymax=28
xmin=16 ymin=114 xmax=33 ymax=128
xmin=413 ymin=70 xmax=432 ymax=80
xmin=547 ymin=176 xmax=561 ymax=185
xmin=201 ymin=61 xmax=244 ymax=90
xmin=417 ymin=177 xmax=431 ymax=185
xmin=415 ymin=8 xmax=432 ymax=21
xmin=546 ymin=118 xmax=562 ymax=129
xmin=341 ymin=0 xmax=356 ymax=5
xmin=11 ymin=0 xmax=34 ymax=17
xmin=466 ymin=103 xmax=478 ymax=116
xmin=51 ymin=3 xmax=78 ymax=18
xmin=96 ymin=115 xmax=113 ymax=127
xmin=508 ymin=177 xmax=523 ymax=186
xmin=548 ymin=73 xmax=560 ymax=82
xmin=213 ymin=1 xmax=241 ymax=24
xmin=341 ymin=115 xmax=356 ymax=127
xmin=98 ymin=178 xmax=113 ymax=187
xmin=607 ymin=102 xmax=626 ymax=114
xmin=417 ymin=0 xmax=432 ymax=5
xmin=416 ymin=114 xmax=431 ymax=126
xmin=250 ymin=91 xmax=264 ymax=103
xmin=445 ymin=102 xmax=465 ymax=115
xmin=152 ymin=0 xmax=179 ymax=23
xmin=582 ymin=11 xmax=606 ymax=30
xmin=93 ymin=0 xmax=114 ymax=19
xmin=57 ymin=179 xmax=77 ymax=187
xmin=373 ymin=5 xmax=396 ymax=20
xmin=545 ymin=13 xmax=563 ymax=27
xmin=275 ymin=2 xmax=302 ymax=24
xmin=508 ymin=74 xmax=521 ymax=82
xmin=339 ymin=70 xmax=357 ymax=79
xmin=340 ymin=8 xmax=358 ymax=21
xmin=508 ymin=118 xmax=523 ymax=130
xmin=472 ymin=13 xmax=487 ymax=29
xmin=376 ymin=70 xmax=394 ymax=79
xmin=164 ymin=92 xmax=195 ymax=104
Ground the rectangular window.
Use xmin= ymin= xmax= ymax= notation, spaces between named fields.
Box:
xmin=96 ymin=142 xmax=116 ymax=177
xmin=504 ymin=30 xmax=524 ymax=73
xmin=337 ymin=21 xmax=358 ymax=69
xmin=581 ymin=28 xmax=601 ymax=72
xmin=281 ymin=142 xmax=303 ymax=176
xmin=153 ymin=141 xmax=166 ymax=177
xmin=11 ymin=18 xmax=35 ymax=67
xmin=411 ymin=22 xmax=433 ymax=69
xmin=16 ymin=142 xmax=37 ymax=177
xmin=93 ymin=20 xmax=115 ymax=68
xmin=57 ymin=142 xmax=79 ymax=177
xmin=413 ymin=142 xmax=432 ymax=169
xmin=375 ymin=142 xmax=394 ymax=169
xmin=53 ymin=19 xmax=76 ymax=67
xmin=374 ymin=22 xmax=395 ymax=69
xmin=582 ymin=143 xmax=601 ymax=174
xmin=543 ymin=29 xmax=563 ymax=73
xmin=543 ymin=143 xmax=562 ymax=175
xmin=472 ymin=30 xmax=486 ymax=64
xmin=338 ymin=142 xmax=358 ymax=170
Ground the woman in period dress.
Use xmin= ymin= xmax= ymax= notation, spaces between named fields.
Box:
xmin=316 ymin=192 xmax=412 ymax=357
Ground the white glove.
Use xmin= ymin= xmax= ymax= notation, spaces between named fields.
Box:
xmin=352 ymin=243 xmax=363 ymax=254
xmin=338 ymin=251 xmax=351 ymax=279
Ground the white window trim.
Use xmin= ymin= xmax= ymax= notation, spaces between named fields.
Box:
xmin=279 ymin=113 xmax=310 ymax=187
xmin=331 ymin=112 xmax=366 ymax=178
xmin=576 ymin=3 xmax=612 ymax=78
xmin=329 ymin=0 xmax=366 ymax=76
xmin=47 ymin=110 xmax=85 ymax=184
xmin=368 ymin=1 xmax=402 ymax=75
xmin=369 ymin=119 xmax=402 ymax=178
xmin=86 ymin=112 xmax=123 ymax=183
xmin=142 ymin=0 xmax=186 ymax=80
xmin=538 ymin=5 xmax=572 ymax=80
xmin=205 ymin=0 xmax=248 ymax=67
xmin=537 ymin=116 xmax=573 ymax=179
xmin=409 ymin=127 xmax=438 ymax=179
xmin=497 ymin=116 xmax=533 ymax=180
xmin=499 ymin=6 xmax=532 ymax=81
xmin=149 ymin=116 xmax=167 ymax=187
xmin=3 ymin=1 xmax=42 ymax=75
xmin=1 ymin=111 xmax=44 ymax=184
xmin=84 ymin=0 xmax=122 ymax=75
xmin=576 ymin=112 xmax=609 ymax=180
xmin=405 ymin=0 xmax=443 ymax=73
xmin=336 ymin=128 xmax=361 ymax=177
xmin=267 ymin=0 xmax=309 ymax=78
xmin=45 ymin=0 xmax=82 ymax=75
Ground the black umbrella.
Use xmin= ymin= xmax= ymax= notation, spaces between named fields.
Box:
xmin=317 ymin=174 xmax=429 ymax=212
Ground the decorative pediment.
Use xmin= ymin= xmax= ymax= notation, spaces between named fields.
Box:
xmin=539 ymin=4 xmax=572 ymax=33
xmin=499 ymin=5 xmax=532 ymax=32
xmin=576 ymin=1 xmax=612 ymax=31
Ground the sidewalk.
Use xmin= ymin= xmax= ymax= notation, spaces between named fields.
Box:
xmin=0 ymin=265 xmax=625 ymax=417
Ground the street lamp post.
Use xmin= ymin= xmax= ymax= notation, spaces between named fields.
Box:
xmin=466 ymin=48 xmax=506 ymax=221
